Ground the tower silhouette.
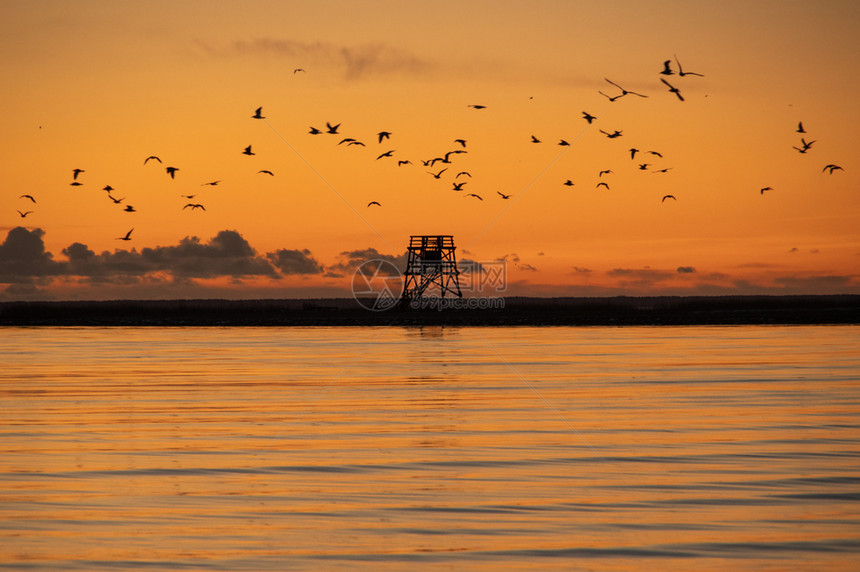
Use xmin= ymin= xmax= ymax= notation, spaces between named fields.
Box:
xmin=399 ymin=235 xmax=462 ymax=307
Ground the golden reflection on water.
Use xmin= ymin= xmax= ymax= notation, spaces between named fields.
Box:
xmin=1 ymin=326 xmax=859 ymax=570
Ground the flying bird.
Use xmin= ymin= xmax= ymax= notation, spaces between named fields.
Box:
xmin=452 ymin=181 xmax=468 ymax=191
xmin=531 ymin=135 xmax=541 ymax=143
xmin=144 ymin=156 xmax=161 ymax=164
xmin=443 ymin=149 xmax=466 ymax=162
xmin=468 ymin=104 xmax=486 ymax=109
xmin=760 ymin=186 xmax=773 ymax=194
xmin=258 ymin=170 xmax=275 ymax=176
xmin=647 ymin=150 xmax=663 ymax=158
xmin=596 ymin=182 xmax=610 ymax=190
xmin=103 ymin=185 xmax=115 ymax=192
xmin=456 ymin=171 xmax=471 ymax=178
xmin=582 ymin=111 xmax=597 ymax=123
xmin=338 ymin=137 xmax=356 ymax=145
xmin=497 ymin=191 xmax=511 ymax=199
xmin=124 ymin=205 xmax=136 ymax=212
xmin=72 ymin=168 xmax=85 ymax=179
xmin=293 ymin=68 xmax=305 ymax=74
xmin=181 ymin=194 xmax=196 ymax=199
xmin=653 ymin=167 xmax=673 ymax=173
xmin=70 ymin=181 xmax=82 ymax=186
xmin=107 ymin=194 xmax=124 ymax=204
xmin=183 ymin=203 xmax=206 ymax=211
xmin=347 ymin=140 xmax=365 ymax=146
xmin=252 ymin=107 xmax=265 ymax=119
xmin=367 ymin=201 xmax=381 ymax=207
xmin=823 ymin=164 xmax=843 ymax=174
xmin=598 ymin=90 xmax=624 ymax=102
xmin=629 ymin=148 xmax=639 ymax=159
xmin=465 ymin=193 xmax=483 ymax=200
xmin=308 ymin=126 xmax=322 ymax=134
xmin=116 ymin=228 xmax=134 ymax=241
xmin=428 ymin=168 xmax=448 ymax=179
xmin=563 ymin=180 xmax=575 ymax=186
xmin=661 ymin=78 xmax=684 ymax=101
xmin=796 ymin=121 xmax=806 ymax=134
xmin=599 ymin=129 xmax=623 ymax=138
xmin=604 ymin=77 xmax=648 ymax=99
xmin=17 ymin=210 xmax=33 ymax=218
xmin=165 ymin=166 xmax=179 ymax=178
xmin=674 ymin=54 xmax=705 ymax=77
xmin=325 ymin=122 xmax=340 ymax=134
xmin=19 ymin=194 xmax=36 ymax=203
xmin=599 ymin=170 xmax=613 ymax=177
xmin=243 ymin=145 xmax=255 ymax=155
xmin=661 ymin=195 xmax=677 ymax=202
xmin=397 ymin=160 xmax=412 ymax=166
xmin=638 ymin=163 xmax=652 ymax=170
xmin=660 ymin=60 xmax=674 ymax=75
xmin=202 ymin=180 xmax=221 ymax=185
xmin=454 ymin=139 xmax=467 ymax=148
xmin=377 ymin=131 xmax=391 ymax=143
xmin=558 ymin=139 xmax=570 ymax=146
xmin=376 ymin=150 xmax=395 ymax=160
xmin=793 ymin=138 xmax=815 ymax=153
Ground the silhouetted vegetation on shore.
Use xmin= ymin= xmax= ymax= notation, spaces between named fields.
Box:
xmin=1 ymin=295 xmax=859 ymax=326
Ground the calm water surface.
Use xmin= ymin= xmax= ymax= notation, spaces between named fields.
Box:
xmin=1 ymin=325 xmax=859 ymax=570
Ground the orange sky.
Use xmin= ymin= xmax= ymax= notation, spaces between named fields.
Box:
xmin=2 ymin=1 xmax=859 ymax=300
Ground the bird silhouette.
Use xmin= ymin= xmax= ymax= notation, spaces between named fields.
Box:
xmin=456 ymin=171 xmax=471 ymax=178
xmin=376 ymin=150 xmax=395 ymax=160
xmin=661 ymin=78 xmax=684 ymax=101
xmin=653 ymin=167 xmax=673 ymax=173
xmin=558 ymin=139 xmax=570 ymax=146
xmin=674 ymin=54 xmax=704 ymax=77
xmin=647 ymin=150 xmax=663 ymax=158
xmin=166 ymin=167 xmax=179 ymax=178
xmin=582 ymin=111 xmax=597 ymax=123
xmin=70 ymin=181 xmax=83 ymax=186
xmin=465 ymin=193 xmax=483 ymax=200
xmin=599 ymin=170 xmax=613 ymax=177
xmin=182 ymin=194 xmax=196 ymax=199
xmin=19 ymin=194 xmax=36 ymax=203
xmin=598 ymin=90 xmax=624 ymax=102
xmin=452 ymin=181 xmax=468 ymax=191
xmin=428 ymin=168 xmax=448 ymax=179
xmin=530 ymin=135 xmax=541 ymax=143
xmin=793 ymin=138 xmax=815 ymax=153
xmin=596 ymin=182 xmax=610 ymax=190
xmin=144 ymin=156 xmax=161 ymax=165
xmin=468 ymin=104 xmax=486 ymax=109
xmin=338 ymin=138 xmax=356 ymax=145
xmin=397 ymin=160 xmax=412 ymax=166
xmin=17 ymin=210 xmax=33 ymax=218
xmin=116 ymin=228 xmax=134 ymax=241
xmin=103 ymin=185 xmax=115 ymax=192
xmin=107 ymin=194 xmax=124 ymax=204
xmin=599 ymin=129 xmax=623 ymax=138
xmin=252 ymin=107 xmax=265 ymax=119
xmin=638 ymin=163 xmax=652 ymax=170
xmin=454 ymin=139 xmax=467 ymax=148
xmin=660 ymin=60 xmax=674 ymax=75
xmin=377 ymin=131 xmax=391 ymax=143
xmin=497 ymin=191 xmax=511 ymax=199
xmin=72 ymin=168 xmax=85 ymax=179
xmin=308 ymin=126 xmax=322 ymax=134
xmin=563 ymin=180 xmax=575 ymax=186
xmin=294 ymin=68 xmax=305 ymax=74
xmin=202 ymin=180 xmax=220 ymax=185
xmin=822 ymin=164 xmax=843 ymax=174
xmin=243 ymin=145 xmax=255 ymax=155
xmin=183 ymin=203 xmax=206 ymax=211
xmin=629 ymin=148 xmax=639 ymax=159
xmin=325 ymin=122 xmax=340 ymax=134
xmin=124 ymin=205 xmax=136 ymax=212
xmin=604 ymin=78 xmax=648 ymax=98
xmin=796 ymin=121 xmax=806 ymax=134
xmin=443 ymin=150 xmax=466 ymax=162
xmin=348 ymin=140 xmax=365 ymax=146
xmin=367 ymin=201 xmax=381 ymax=207
xmin=258 ymin=170 xmax=275 ymax=176
xmin=661 ymin=195 xmax=677 ymax=202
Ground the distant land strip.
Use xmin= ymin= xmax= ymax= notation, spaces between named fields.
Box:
xmin=1 ymin=296 xmax=859 ymax=326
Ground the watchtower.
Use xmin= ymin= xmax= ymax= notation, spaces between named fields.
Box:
xmin=399 ymin=235 xmax=462 ymax=306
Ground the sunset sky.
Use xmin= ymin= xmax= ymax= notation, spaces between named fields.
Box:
xmin=2 ymin=1 xmax=858 ymax=300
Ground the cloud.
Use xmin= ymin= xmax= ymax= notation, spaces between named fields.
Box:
xmin=0 ymin=227 xmax=64 ymax=282
xmin=571 ymin=266 xmax=592 ymax=274
xmin=204 ymin=38 xmax=435 ymax=80
xmin=266 ymin=248 xmax=324 ymax=275
xmin=676 ymin=266 xmax=697 ymax=273
xmin=327 ymin=247 xmax=407 ymax=277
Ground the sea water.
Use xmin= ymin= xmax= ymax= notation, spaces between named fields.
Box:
xmin=1 ymin=325 xmax=858 ymax=570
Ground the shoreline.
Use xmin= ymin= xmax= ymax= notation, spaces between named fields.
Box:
xmin=2 ymin=295 xmax=859 ymax=326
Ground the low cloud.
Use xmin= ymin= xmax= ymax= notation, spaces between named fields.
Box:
xmin=676 ymin=266 xmax=697 ymax=274
xmin=266 ymin=248 xmax=324 ymax=275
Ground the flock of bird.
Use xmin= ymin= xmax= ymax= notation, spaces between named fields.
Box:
xmin=12 ymin=56 xmax=846 ymax=243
